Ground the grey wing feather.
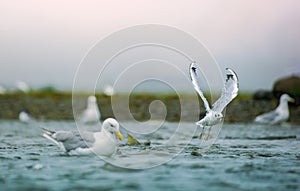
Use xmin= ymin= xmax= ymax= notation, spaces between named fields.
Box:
xmin=212 ymin=68 xmax=239 ymax=113
xmin=255 ymin=111 xmax=280 ymax=124
xmin=42 ymin=127 xmax=56 ymax=135
xmin=54 ymin=131 xmax=95 ymax=152
xmin=189 ymin=62 xmax=211 ymax=111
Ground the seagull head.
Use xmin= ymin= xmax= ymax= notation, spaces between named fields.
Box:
xmin=280 ymin=94 xmax=295 ymax=103
xmin=210 ymin=112 xmax=223 ymax=123
xmin=102 ymin=118 xmax=123 ymax=141
xmin=214 ymin=112 xmax=224 ymax=120
xmin=88 ymin=95 xmax=97 ymax=103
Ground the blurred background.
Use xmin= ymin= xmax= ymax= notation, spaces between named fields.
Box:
xmin=1 ymin=2 xmax=300 ymax=190
xmin=0 ymin=0 xmax=299 ymax=92
xmin=0 ymin=0 xmax=299 ymax=122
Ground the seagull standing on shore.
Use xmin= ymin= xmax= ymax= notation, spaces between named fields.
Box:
xmin=189 ymin=62 xmax=239 ymax=140
xmin=254 ymin=94 xmax=295 ymax=125
xmin=103 ymin=85 xmax=115 ymax=96
xmin=0 ymin=85 xmax=6 ymax=94
xmin=42 ymin=118 xmax=123 ymax=156
xmin=80 ymin=96 xmax=101 ymax=124
xmin=15 ymin=81 xmax=30 ymax=93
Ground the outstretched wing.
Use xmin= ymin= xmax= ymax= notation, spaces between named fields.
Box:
xmin=212 ymin=68 xmax=239 ymax=113
xmin=189 ymin=62 xmax=211 ymax=112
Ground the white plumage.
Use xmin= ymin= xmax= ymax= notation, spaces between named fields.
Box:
xmin=103 ymin=85 xmax=115 ymax=96
xmin=42 ymin=118 xmax=123 ymax=156
xmin=189 ymin=62 xmax=239 ymax=140
xmin=80 ymin=96 xmax=101 ymax=124
xmin=254 ymin=94 xmax=294 ymax=125
xmin=19 ymin=111 xmax=34 ymax=123
xmin=15 ymin=81 xmax=30 ymax=92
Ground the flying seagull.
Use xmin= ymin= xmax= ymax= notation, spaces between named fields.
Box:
xmin=254 ymin=94 xmax=294 ymax=125
xmin=189 ymin=62 xmax=239 ymax=140
xmin=42 ymin=118 xmax=123 ymax=156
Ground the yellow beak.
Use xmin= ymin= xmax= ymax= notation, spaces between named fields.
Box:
xmin=115 ymin=131 xmax=123 ymax=141
xmin=290 ymin=98 xmax=296 ymax=103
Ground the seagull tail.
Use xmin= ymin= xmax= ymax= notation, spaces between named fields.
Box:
xmin=43 ymin=131 xmax=67 ymax=151
xmin=40 ymin=127 xmax=67 ymax=152
xmin=40 ymin=127 xmax=60 ymax=146
xmin=40 ymin=127 xmax=56 ymax=135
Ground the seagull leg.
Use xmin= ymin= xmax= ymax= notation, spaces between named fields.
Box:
xmin=205 ymin=127 xmax=211 ymax=141
xmin=198 ymin=125 xmax=205 ymax=139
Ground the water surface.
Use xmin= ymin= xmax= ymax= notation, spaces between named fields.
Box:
xmin=0 ymin=121 xmax=299 ymax=191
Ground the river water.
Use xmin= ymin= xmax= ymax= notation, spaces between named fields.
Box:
xmin=0 ymin=120 xmax=299 ymax=191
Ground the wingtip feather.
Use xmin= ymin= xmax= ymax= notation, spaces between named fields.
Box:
xmin=225 ymin=68 xmax=239 ymax=88
xmin=41 ymin=127 xmax=56 ymax=135
xmin=226 ymin=68 xmax=238 ymax=78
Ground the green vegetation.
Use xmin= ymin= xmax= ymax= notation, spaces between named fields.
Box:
xmin=0 ymin=91 xmax=299 ymax=124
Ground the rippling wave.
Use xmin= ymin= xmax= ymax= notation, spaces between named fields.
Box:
xmin=0 ymin=121 xmax=299 ymax=191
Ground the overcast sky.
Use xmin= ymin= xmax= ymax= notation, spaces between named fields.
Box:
xmin=0 ymin=0 xmax=299 ymax=93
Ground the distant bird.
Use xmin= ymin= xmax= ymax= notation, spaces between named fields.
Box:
xmin=19 ymin=111 xmax=34 ymax=123
xmin=189 ymin=62 xmax=239 ymax=140
xmin=15 ymin=81 xmax=30 ymax=92
xmin=0 ymin=85 xmax=6 ymax=94
xmin=80 ymin=96 xmax=101 ymax=124
xmin=254 ymin=94 xmax=295 ymax=125
xmin=103 ymin=85 xmax=115 ymax=96
xmin=42 ymin=118 xmax=123 ymax=156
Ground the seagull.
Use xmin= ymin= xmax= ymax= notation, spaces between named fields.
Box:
xmin=103 ymin=85 xmax=115 ymax=96
xmin=15 ymin=81 xmax=30 ymax=92
xmin=19 ymin=110 xmax=34 ymax=123
xmin=189 ymin=62 xmax=239 ymax=140
xmin=0 ymin=85 xmax=6 ymax=94
xmin=254 ymin=94 xmax=295 ymax=125
xmin=42 ymin=118 xmax=123 ymax=156
xmin=80 ymin=95 xmax=101 ymax=124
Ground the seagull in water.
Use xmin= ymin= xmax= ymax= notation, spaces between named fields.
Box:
xmin=19 ymin=110 xmax=34 ymax=123
xmin=42 ymin=118 xmax=123 ymax=156
xmin=80 ymin=95 xmax=101 ymax=124
xmin=254 ymin=94 xmax=295 ymax=125
xmin=189 ymin=62 xmax=239 ymax=140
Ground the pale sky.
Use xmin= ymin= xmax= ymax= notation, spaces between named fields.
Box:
xmin=0 ymin=0 xmax=299 ymax=92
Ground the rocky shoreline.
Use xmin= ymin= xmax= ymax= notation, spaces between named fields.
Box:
xmin=0 ymin=92 xmax=299 ymax=124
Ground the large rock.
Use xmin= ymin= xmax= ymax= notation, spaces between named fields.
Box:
xmin=253 ymin=89 xmax=273 ymax=100
xmin=273 ymin=75 xmax=300 ymax=106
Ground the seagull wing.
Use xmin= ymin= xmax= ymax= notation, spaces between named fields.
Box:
xmin=57 ymin=131 xmax=96 ymax=152
xmin=254 ymin=110 xmax=280 ymax=124
xmin=212 ymin=68 xmax=239 ymax=113
xmin=45 ymin=130 xmax=95 ymax=152
xmin=189 ymin=62 xmax=211 ymax=112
